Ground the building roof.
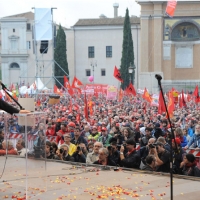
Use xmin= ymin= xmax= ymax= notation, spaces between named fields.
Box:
xmin=2 ymin=11 xmax=34 ymax=20
xmin=74 ymin=17 xmax=140 ymax=26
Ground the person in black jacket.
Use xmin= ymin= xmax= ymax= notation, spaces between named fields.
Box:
xmin=119 ymin=138 xmax=141 ymax=169
xmin=141 ymin=155 xmax=156 ymax=171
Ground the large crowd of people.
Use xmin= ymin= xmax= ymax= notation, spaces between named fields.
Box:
xmin=0 ymin=93 xmax=200 ymax=178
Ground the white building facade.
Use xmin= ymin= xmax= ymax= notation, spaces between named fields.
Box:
xmin=66 ymin=16 xmax=140 ymax=88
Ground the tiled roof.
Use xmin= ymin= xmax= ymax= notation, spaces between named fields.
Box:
xmin=74 ymin=17 xmax=140 ymax=26
xmin=3 ymin=12 xmax=34 ymax=20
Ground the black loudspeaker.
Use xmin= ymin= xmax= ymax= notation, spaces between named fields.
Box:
xmin=40 ymin=40 xmax=48 ymax=54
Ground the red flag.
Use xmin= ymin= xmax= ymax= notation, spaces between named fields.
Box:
xmin=142 ymin=88 xmax=152 ymax=103
xmin=179 ymin=95 xmax=183 ymax=108
xmin=68 ymin=87 xmax=74 ymax=96
xmin=64 ymin=75 xmax=70 ymax=88
xmin=126 ymin=83 xmax=136 ymax=96
xmin=54 ymin=85 xmax=61 ymax=94
xmin=193 ymin=85 xmax=200 ymax=103
xmin=72 ymin=77 xmax=83 ymax=88
xmin=165 ymin=0 xmax=177 ymax=17
xmin=113 ymin=66 xmax=123 ymax=82
xmin=158 ymin=91 xmax=166 ymax=114
xmin=167 ymin=91 xmax=175 ymax=118
xmin=187 ymin=92 xmax=191 ymax=102
xmin=84 ymin=93 xmax=88 ymax=121
xmin=37 ymin=99 xmax=41 ymax=107
xmin=181 ymin=90 xmax=186 ymax=107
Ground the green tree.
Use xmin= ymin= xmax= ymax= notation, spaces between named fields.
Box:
xmin=54 ymin=25 xmax=69 ymax=87
xmin=120 ymin=8 xmax=135 ymax=90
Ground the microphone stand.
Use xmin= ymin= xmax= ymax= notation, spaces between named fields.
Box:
xmin=155 ymin=75 xmax=177 ymax=200
xmin=1 ymin=84 xmax=24 ymax=110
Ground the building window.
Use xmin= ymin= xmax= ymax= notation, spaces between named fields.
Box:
xmin=86 ymin=69 xmax=91 ymax=76
xmin=101 ymin=69 xmax=106 ymax=76
xmin=11 ymin=40 xmax=17 ymax=50
xmin=106 ymin=46 xmax=112 ymax=57
xmin=27 ymin=41 xmax=31 ymax=49
xmin=27 ymin=23 xmax=31 ymax=31
xmin=10 ymin=62 xmax=20 ymax=69
xmin=13 ymin=29 xmax=15 ymax=32
xmin=88 ymin=46 xmax=95 ymax=58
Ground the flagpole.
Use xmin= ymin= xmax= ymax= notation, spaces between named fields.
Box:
xmin=155 ymin=74 xmax=178 ymax=200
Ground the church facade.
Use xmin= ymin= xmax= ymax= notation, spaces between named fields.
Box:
xmin=137 ymin=0 xmax=200 ymax=93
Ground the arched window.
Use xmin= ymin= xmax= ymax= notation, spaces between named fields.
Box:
xmin=10 ymin=62 xmax=20 ymax=69
xmin=171 ymin=22 xmax=200 ymax=41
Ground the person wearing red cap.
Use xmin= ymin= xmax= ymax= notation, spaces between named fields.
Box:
xmin=97 ymin=127 xmax=112 ymax=147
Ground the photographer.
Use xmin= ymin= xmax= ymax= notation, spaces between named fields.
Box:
xmin=54 ymin=144 xmax=74 ymax=161
xmin=149 ymin=142 xmax=170 ymax=173
xmin=72 ymin=143 xmax=87 ymax=163
xmin=109 ymin=126 xmax=124 ymax=146
xmin=119 ymin=139 xmax=141 ymax=169
xmin=138 ymin=138 xmax=156 ymax=168
xmin=107 ymin=141 xmax=120 ymax=165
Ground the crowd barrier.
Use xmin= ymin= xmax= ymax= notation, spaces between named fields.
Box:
xmin=7 ymin=133 xmax=57 ymax=150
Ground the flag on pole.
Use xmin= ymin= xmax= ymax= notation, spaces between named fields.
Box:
xmin=126 ymin=83 xmax=136 ymax=96
xmin=84 ymin=93 xmax=88 ymax=121
xmin=167 ymin=91 xmax=175 ymax=118
xmin=193 ymin=85 xmax=200 ymax=103
xmin=72 ymin=77 xmax=83 ymax=88
xmin=113 ymin=66 xmax=123 ymax=82
xmin=142 ymin=88 xmax=152 ymax=103
xmin=158 ymin=91 xmax=166 ymax=114
xmin=64 ymin=75 xmax=70 ymax=88
xmin=165 ymin=0 xmax=177 ymax=17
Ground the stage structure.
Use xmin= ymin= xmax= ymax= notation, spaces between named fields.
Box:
xmin=19 ymin=8 xmax=69 ymax=96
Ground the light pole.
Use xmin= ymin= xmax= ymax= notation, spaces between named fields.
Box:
xmin=128 ymin=62 xmax=135 ymax=84
xmin=90 ymin=61 xmax=97 ymax=84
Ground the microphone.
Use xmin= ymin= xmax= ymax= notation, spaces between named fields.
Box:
xmin=0 ymin=81 xmax=9 ymax=91
xmin=155 ymin=74 xmax=162 ymax=81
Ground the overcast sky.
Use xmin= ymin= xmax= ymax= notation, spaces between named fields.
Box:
xmin=0 ymin=0 xmax=141 ymax=27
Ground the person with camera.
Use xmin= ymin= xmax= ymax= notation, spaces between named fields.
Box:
xmin=149 ymin=142 xmax=170 ymax=173
xmin=93 ymin=147 xmax=116 ymax=166
xmin=54 ymin=144 xmax=74 ymax=161
xmin=107 ymin=141 xmax=120 ymax=165
xmin=138 ymin=138 xmax=156 ymax=168
xmin=72 ymin=143 xmax=87 ymax=163
xmin=141 ymin=155 xmax=156 ymax=171
xmin=119 ymin=138 xmax=141 ymax=169
xmin=109 ymin=126 xmax=124 ymax=146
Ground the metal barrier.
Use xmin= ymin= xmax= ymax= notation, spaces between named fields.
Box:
xmin=7 ymin=133 xmax=57 ymax=150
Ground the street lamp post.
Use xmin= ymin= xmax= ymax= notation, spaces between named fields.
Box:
xmin=128 ymin=62 xmax=136 ymax=84
xmin=90 ymin=61 xmax=97 ymax=84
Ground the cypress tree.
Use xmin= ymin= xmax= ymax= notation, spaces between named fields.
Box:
xmin=120 ymin=8 xmax=135 ymax=90
xmin=54 ymin=25 xmax=69 ymax=87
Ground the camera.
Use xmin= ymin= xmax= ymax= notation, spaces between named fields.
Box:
xmin=149 ymin=143 xmax=156 ymax=148
xmin=107 ymin=146 xmax=113 ymax=151
xmin=77 ymin=146 xmax=83 ymax=152
xmin=59 ymin=148 xmax=65 ymax=154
